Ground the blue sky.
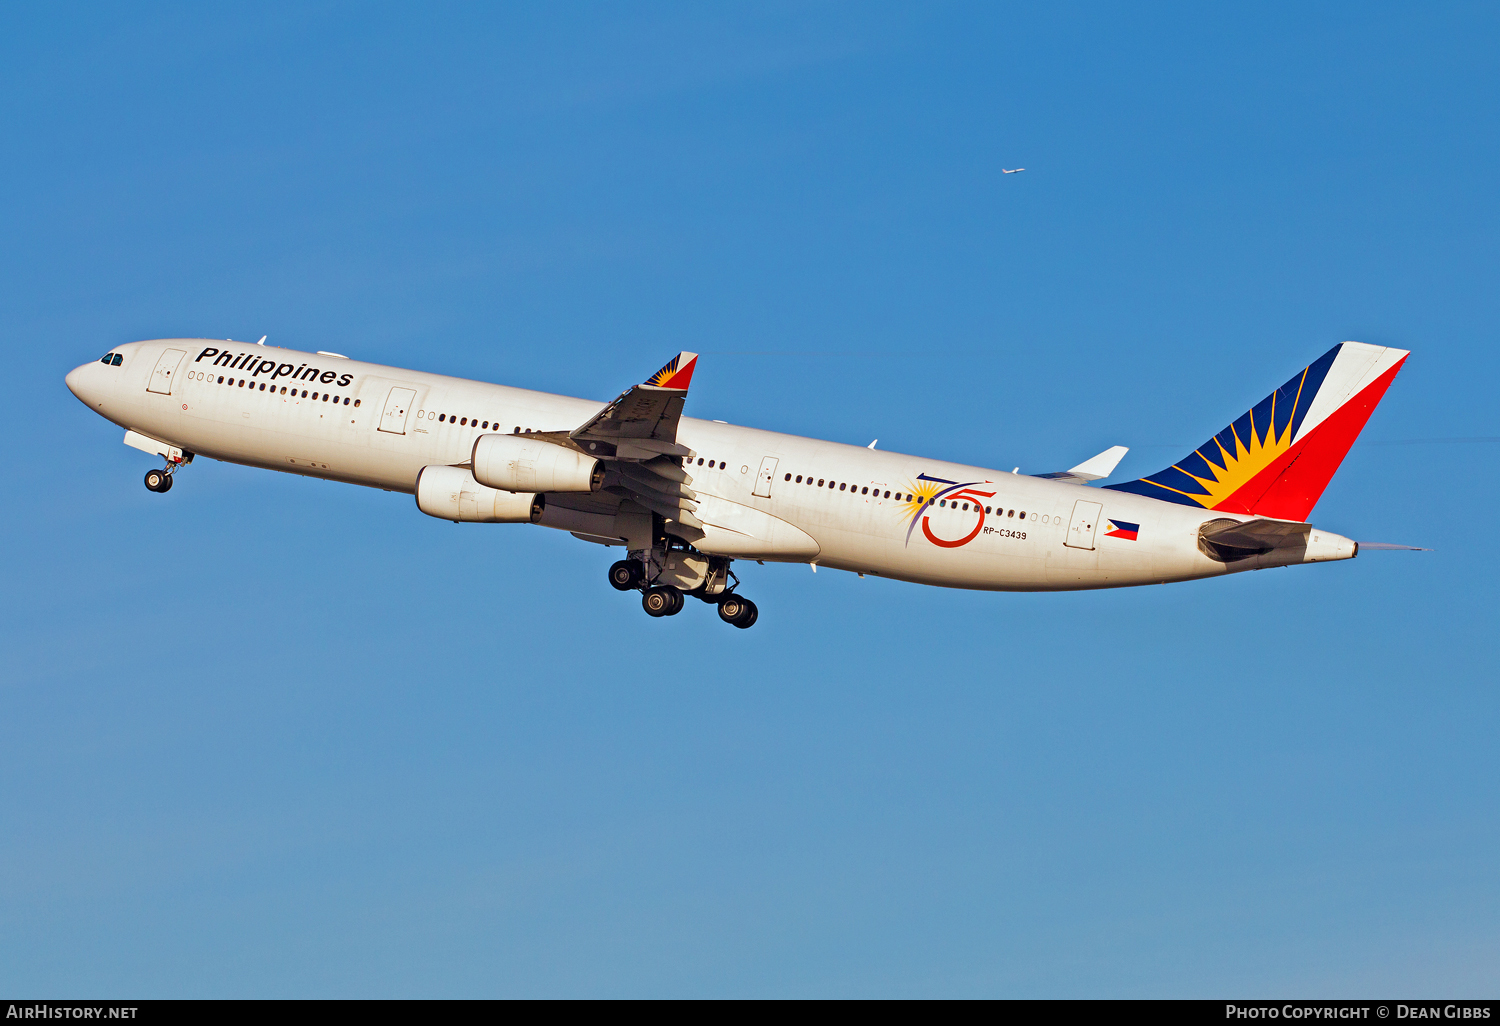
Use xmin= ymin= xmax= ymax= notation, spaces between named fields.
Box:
xmin=3 ymin=2 xmax=1497 ymax=997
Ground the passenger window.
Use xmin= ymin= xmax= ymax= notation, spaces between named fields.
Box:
xmin=301 ymin=390 xmax=308 ymax=398
xmin=698 ymin=458 xmax=704 ymax=465
xmin=817 ymin=479 xmax=824 ymax=486
xmin=353 ymin=399 xmax=360 ymax=407
xmin=1019 ymin=511 xmax=1026 ymax=519
xmin=883 ymin=491 xmax=890 ymax=498
xmin=460 ymin=417 xmax=467 ymax=425
xmin=482 ymin=421 xmax=488 ymax=429
xmin=985 ymin=506 xmax=992 ymax=514
xmin=839 ymin=483 xmax=846 ymax=491
xmin=279 ymin=387 xmax=286 ymax=394
xmin=439 ymin=414 xmax=446 ymax=422
xmin=784 ymin=473 xmax=791 ymax=481
xmin=962 ymin=503 xmax=969 ymax=511
xmin=259 ymin=383 xmax=266 ymax=390
xmin=216 ymin=376 xmax=223 ymax=384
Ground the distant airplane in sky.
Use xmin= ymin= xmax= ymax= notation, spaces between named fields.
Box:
xmin=1002 ymin=168 xmax=1025 ymax=173
xmin=67 ymin=340 xmax=1408 ymax=627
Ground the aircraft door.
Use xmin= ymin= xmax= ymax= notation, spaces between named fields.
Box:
xmin=1064 ymin=499 xmax=1103 ymax=550
xmin=753 ymin=456 xmax=779 ymax=498
xmin=146 ymin=349 xmax=187 ymax=395
xmin=378 ymin=387 xmax=417 ymax=435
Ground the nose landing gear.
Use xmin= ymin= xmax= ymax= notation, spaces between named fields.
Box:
xmin=143 ymin=449 xmax=193 ymax=493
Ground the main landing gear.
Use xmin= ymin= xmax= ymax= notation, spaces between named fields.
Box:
xmin=642 ymin=585 xmax=685 ymax=617
xmin=715 ymin=593 xmax=758 ymax=629
xmin=607 ymin=556 xmax=759 ymax=629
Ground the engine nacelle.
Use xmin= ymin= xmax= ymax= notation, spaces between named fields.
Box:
xmin=415 ymin=464 xmax=540 ymax=523
xmin=471 ymin=433 xmax=603 ymax=493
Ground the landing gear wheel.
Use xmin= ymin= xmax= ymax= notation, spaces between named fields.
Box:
xmin=642 ymin=586 xmax=684 ymax=618
xmin=160 ymin=473 xmax=173 ymax=492
xmin=608 ymin=559 xmax=643 ymax=591
xmin=718 ymin=596 xmax=758 ymax=629
xmin=144 ymin=469 xmax=170 ymax=492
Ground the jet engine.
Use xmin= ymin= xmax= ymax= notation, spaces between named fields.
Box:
xmin=415 ymin=464 xmax=540 ymax=523
xmin=471 ymin=433 xmax=604 ymax=493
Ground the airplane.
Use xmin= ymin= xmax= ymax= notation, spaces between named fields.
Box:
xmin=1002 ymin=168 xmax=1025 ymax=174
xmin=65 ymin=339 xmax=1409 ymax=628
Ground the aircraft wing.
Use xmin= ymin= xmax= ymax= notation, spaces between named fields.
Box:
xmin=570 ymin=352 xmax=698 ymax=460
xmin=1034 ymin=445 xmax=1129 ymax=485
xmin=560 ymin=352 xmax=705 ymax=539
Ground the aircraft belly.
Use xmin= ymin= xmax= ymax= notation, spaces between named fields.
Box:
xmin=124 ymin=384 xmax=429 ymax=491
xmin=695 ymin=494 xmax=820 ymax=560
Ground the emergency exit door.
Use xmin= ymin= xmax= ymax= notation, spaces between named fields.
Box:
xmin=146 ymin=349 xmax=186 ymax=395
xmin=378 ymin=387 xmax=417 ymax=435
xmin=753 ymin=456 xmax=779 ymax=497
xmin=1065 ymin=499 xmax=1103 ymax=550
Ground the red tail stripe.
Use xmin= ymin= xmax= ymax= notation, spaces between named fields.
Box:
xmin=1226 ymin=356 xmax=1407 ymax=521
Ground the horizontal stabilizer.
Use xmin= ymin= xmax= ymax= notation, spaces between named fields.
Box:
xmin=1198 ymin=517 xmax=1310 ymax=562
xmin=1035 ymin=445 xmax=1129 ymax=485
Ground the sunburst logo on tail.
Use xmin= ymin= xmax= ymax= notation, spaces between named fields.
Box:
xmin=1105 ymin=342 xmax=1409 ymax=521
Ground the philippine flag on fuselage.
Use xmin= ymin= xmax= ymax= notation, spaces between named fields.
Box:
xmin=1105 ymin=519 xmax=1139 ymax=541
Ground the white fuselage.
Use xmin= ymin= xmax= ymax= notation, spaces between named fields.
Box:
xmin=66 ymin=339 xmax=1358 ymax=591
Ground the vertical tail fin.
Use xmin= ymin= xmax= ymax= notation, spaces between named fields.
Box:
xmin=1105 ymin=342 xmax=1409 ymax=521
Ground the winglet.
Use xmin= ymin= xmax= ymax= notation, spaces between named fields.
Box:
xmin=646 ymin=352 xmax=698 ymax=390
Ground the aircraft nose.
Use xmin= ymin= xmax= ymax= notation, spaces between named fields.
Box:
xmin=66 ymin=363 xmax=95 ymax=402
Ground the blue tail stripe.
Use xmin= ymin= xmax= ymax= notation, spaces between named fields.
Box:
xmin=1105 ymin=343 xmax=1348 ymax=507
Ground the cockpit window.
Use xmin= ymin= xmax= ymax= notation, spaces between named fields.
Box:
xmin=112 ymin=354 xmax=123 ymax=366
